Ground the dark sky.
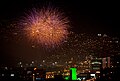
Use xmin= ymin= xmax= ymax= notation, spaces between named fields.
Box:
xmin=0 ymin=0 xmax=114 ymax=66
xmin=0 ymin=0 xmax=113 ymax=33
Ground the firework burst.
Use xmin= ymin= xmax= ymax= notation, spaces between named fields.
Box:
xmin=22 ymin=7 xmax=69 ymax=48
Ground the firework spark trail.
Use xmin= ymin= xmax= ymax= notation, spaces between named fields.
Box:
xmin=22 ymin=7 xmax=69 ymax=48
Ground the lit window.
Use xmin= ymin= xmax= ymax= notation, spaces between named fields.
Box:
xmin=2 ymin=74 xmax=4 ymax=76
xmin=117 ymin=62 xmax=119 ymax=63
xmin=11 ymin=74 xmax=14 ymax=77
xmin=98 ymin=34 xmax=101 ymax=36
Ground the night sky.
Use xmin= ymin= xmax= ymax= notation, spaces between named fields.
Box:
xmin=0 ymin=0 xmax=114 ymax=66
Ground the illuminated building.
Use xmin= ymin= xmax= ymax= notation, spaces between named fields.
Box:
xmin=91 ymin=58 xmax=102 ymax=71
xmin=46 ymin=72 xmax=54 ymax=79
xmin=33 ymin=68 xmax=46 ymax=81
xmin=70 ymin=68 xmax=77 ymax=80
xmin=91 ymin=57 xmax=111 ymax=71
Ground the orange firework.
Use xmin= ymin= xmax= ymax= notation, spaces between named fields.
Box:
xmin=23 ymin=7 xmax=69 ymax=47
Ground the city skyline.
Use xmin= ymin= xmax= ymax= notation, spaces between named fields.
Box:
xmin=0 ymin=0 xmax=114 ymax=66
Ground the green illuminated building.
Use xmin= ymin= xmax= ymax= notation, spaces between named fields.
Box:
xmin=70 ymin=68 xmax=77 ymax=80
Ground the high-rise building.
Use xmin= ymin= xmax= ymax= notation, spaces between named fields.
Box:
xmin=91 ymin=57 xmax=111 ymax=71
xmin=91 ymin=58 xmax=102 ymax=71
